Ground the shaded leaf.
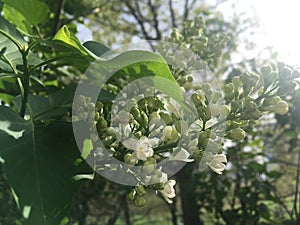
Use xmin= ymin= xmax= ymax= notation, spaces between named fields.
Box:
xmin=0 ymin=106 xmax=91 ymax=225
xmin=2 ymin=0 xmax=50 ymax=26
xmin=83 ymin=41 xmax=111 ymax=57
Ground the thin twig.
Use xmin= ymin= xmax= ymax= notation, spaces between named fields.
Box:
xmin=147 ymin=0 xmax=161 ymax=39
xmin=168 ymin=0 xmax=177 ymax=28
xmin=183 ymin=0 xmax=190 ymax=21
xmin=65 ymin=6 xmax=101 ymax=25
xmin=124 ymin=0 xmax=154 ymax=40
xmin=51 ymin=0 xmax=66 ymax=36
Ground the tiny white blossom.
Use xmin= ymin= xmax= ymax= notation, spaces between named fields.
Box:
xmin=160 ymin=179 xmax=176 ymax=203
xmin=123 ymin=136 xmax=159 ymax=161
xmin=112 ymin=110 xmax=132 ymax=125
xmin=207 ymin=153 xmax=227 ymax=174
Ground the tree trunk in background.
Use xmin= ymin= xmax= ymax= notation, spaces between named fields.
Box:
xmin=177 ymin=164 xmax=204 ymax=225
xmin=168 ymin=198 xmax=178 ymax=225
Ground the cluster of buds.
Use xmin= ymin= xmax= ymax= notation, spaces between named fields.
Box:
xmin=167 ymin=16 xmax=229 ymax=65
xmin=127 ymin=166 xmax=177 ymax=206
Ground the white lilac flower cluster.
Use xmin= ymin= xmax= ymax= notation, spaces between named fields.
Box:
xmin=105 ymin=93 xmax=228 ymax=206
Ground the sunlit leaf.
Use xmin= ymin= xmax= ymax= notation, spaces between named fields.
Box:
xmin=2 ymin=0 xmax=50 ymax=26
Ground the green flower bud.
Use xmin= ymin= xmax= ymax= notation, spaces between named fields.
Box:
xmin=191 ymin=93 xmax=204 ymax=107
xmin=160 ymin=112 xmax=173 ymax=125
xmin=95 ymin=101 xmax=103 ymax=112
xmin=134 ymin=131 xmax=143 ymax=138
xmin=245 ymin=101 xmax=257 ymax=113
xmin=97 ymin=117 xmax=107 ymax=129
xmin=105 ymin=127 xmax=115 ymax=136
xmin=135 ymin=186 xmax=146 ymax=196
xmin=95 ymin=112 xmax=100 ymax=121
xmin=148 ymin=98 xmax=160 ymax=111
xmin=232 ymin=77 xmax=242 ymax=93
xmin=231 ymin=100 xmax=240 ymax=112
xmin=141 ymin=111 xmax=149 ymax=126
xmin=88 ymin=111 xmax=95 ymax=122
xmin=194 ymin=17 xmax=205 ymax=27
xmin=156 ymin=182 xmax=165 ymax=190
xmin=131 ymin=107 xmax=141 ymax=120
xmin=134 ymin=196 xmax=146 ymax=207
xmin=187 ymin=76 xmax=193 ymax=82
xmin=211 ymin=91 xmax=222 ymax=103
xmin=149 ymin=111 xmax=160 ymax=121
xmin=22 ymin=43 xmax=28 ymax=52
xmin=153 ymin=169 xmax=162 ymax=177
xmin=88 ymin=102 xmax=95 ymax=110
xmin=127 ymin=189 xmax=136 ymax=201
xmin=264 ymin=100 xmax=289 ymax=115
xmin=204 ymin=106 xmax=212 ymax=120
xmin=261 ymin=64 xmax=272 ymax=75
xmin=142 ymin=158 xmax=156 ymax=174
xmin=183 ymin=82 xmax=192 ymax=91
xmin=78 ymin=95 xmax=87 ymax=106
xmin=124 ymin=154 xmax=137 ymax=165
xmin=103 ymin=136 xmax=114 ymax=145
xmin=124 ymin=154 xmax=132 ymax=164
xmin=227 ymin=128 xmax=245 ymax=140
xmin=192 ymin=149 xmax=203 ymax=163
xmin=202 ymin=83 xmax=212 ymax=94
xmin=150 ymin=175 xmax=160 ymax=184
xmin=263 ymin=96 xmax=281 ymax=106
xmin=220 ymin=105 xmax=231 ymax=118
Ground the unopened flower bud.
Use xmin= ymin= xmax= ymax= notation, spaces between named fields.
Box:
xmin=136 ymin=186 xmax=146 ymax=196
xmin=224 ymin=83 xmax=234 ymax=95
xmin=264 ymin=100 xmax=289 ymax=115
xmin=231 ymin=100 xmax=240 ymax=112
xmin=95 ymin=101 xmax=103 ymax=111
xmin=97 ymin=117 xmax=107 ymax=129
xmin=134 ymin=196 xmax=146 ymax=207
xmin=127 ymin=189 xmax=136 ymax=201
xmin=95 ymin=112 xmax=100 ymax=121
xmin=220 ymin=105 xmax=231 ymax=118
xmin=227 ymin=128 xmax=245 ymax=140
xmin=232 ymin=77 xmax=242 ymax=92
xmin=160 ymin=112 xmax=173 ymax=125
xmin=261 ymin=65 xmax=272 ymax=76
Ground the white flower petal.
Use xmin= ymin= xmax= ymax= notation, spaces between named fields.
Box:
xmin=207 ymin=153 xmax=227 ymax=174
xmin=170 ymin=149 xmax=194 ymax=162
xmin=122 ymin=138 xmax=138 ymax=150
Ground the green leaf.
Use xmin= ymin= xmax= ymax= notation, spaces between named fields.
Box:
xmin=0 ymin=16 xmax=24 ymax=73
xmin=2 ymin=4 xmax=32 ymax=34
xmin=13 ymin=86 xmax=76 ymax=120
xmin=81 ymin=139 xmax=93 ymax=159
xmin=0 ymin=106 xmax=91 ymax=225
xmin=2 ymin=0 xmax=50 ymax=26
xmin=83 ymin=41 xmax=111 ymax=57
xmin=53 ymin=26 xmax=90 ymax=56
xmin=97 ymin=50 xmax=184 ymax=103
xmin=0 ymin=16 xmax=42 ymax=73
xmin=0 ymin=77 xmax=20 ymax=104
